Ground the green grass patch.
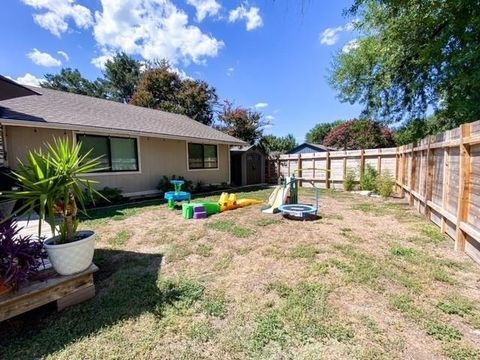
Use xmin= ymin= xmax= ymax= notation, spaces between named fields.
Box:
xmin=426 ymin=322 xmax=462 ymax=341
xmin=288 ymin=244 xmax=319 ymax=259
xmin=254 ymin=282 xmax=352 ymax=352
xmin=186 ymin=320 xmax=217 ymax=342
xmin=418 ymin=223 xmax=447 ymax=243
xmin=251 ymin=310 xmax=287 ymax=351
xmin=432 ymin=268 xmax=456 ymax=284
xmin=196 ymin=243 xmax=213 ymax=257
xmin=167 ymin=244 xmax=194 ymax=262
xmin=108 ymin=230 xmax=132 ymax=247
xmin=390 ymin=294 xmax=464 ymax=343
xmin=202 ymin=294 xmax=228 ymax=318
xmin=436 ymin=296 xmax=475 ymax=317
xmin=390 ymin=246 xmax=416 ymax=257
xmin=205 ymin=220 xmax=256 ymax=238
xmin=444 ymin=343 xmax=480 ymax=360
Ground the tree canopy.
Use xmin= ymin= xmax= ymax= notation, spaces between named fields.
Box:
xmin=323 ymin=119 xmax=395 ymax=150
xmin=330 ymin=0 xmax=480 ymax=131
xmin=41 ymin=68 xmax=107 ymax=98
xmin=261 ymin=134 xmax=298 ymax=154
xmin=217 ymin=101 xmax=266 ymax=145
xmin=305 ymin=120 xmax=343 ymax=144
xmin=103 ymin=53 xmax=141 ymax=103
xmin=130 ymin=61 xmax=218 ymax=126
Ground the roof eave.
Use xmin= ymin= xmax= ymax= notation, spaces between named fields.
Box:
xmin=0 ymin=118 xmax=246 ymax=146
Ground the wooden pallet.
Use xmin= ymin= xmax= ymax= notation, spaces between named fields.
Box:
xmin=0 ymin=264 xmax=98 ymax=322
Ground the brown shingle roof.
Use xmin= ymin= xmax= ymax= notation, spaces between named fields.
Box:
xmin=0 ymin=86 xmax=245 ymax=145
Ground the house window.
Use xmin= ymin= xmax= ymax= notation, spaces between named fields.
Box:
xmin=188 ymin=143 xmax=218 ymax=169
xmin=77 ymin=134 xmax=139 ymax=172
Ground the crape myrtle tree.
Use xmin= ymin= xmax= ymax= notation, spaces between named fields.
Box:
xmin=217 ymin=101 xmax=267 ymax=145
xmin=323 ymin=119 xmax=395 ymax=150
xmin=330 ymin=0 xmax=480 ymax=140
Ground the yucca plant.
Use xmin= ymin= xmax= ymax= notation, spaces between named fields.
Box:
xmin=7 ymin=137 xmax=105 ymax=244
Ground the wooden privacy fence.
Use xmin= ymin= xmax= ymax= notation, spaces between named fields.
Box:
xmin=268 ymin=148 xmax=397 ymax=189
xmin=267 ymin=120 xmax=480 ymax=263
xmin=396 ymin=120 xmax=480 ymax=264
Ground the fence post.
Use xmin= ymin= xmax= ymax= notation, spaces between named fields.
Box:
xmin=408 ymin=143 xmax=417 ymax=206
xmin=343 ymin=152 xmax=347 ymax=189
xmin=360 ymin=149 xmax=365 ymax=179
xmin=441 ymin=131 xmax=451 ymax=233
xmin=425 ymin=136 xmax=434 ymax=217
xmin=377 ymin=148 xmax=382 ymax=174
xmin=297 ymin=153 xmax=302 ymax=186
xmin=455 ymin=123 xmax=472 ymax=251
xmin=326 ymin=151 xmax=331 ymax=189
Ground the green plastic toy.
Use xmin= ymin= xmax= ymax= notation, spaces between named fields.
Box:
xmin=182 ymin=202 xmax=221 ymax=219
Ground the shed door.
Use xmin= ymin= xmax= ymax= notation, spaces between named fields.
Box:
xmin=246 ymin=152 xmax=261 ymax=184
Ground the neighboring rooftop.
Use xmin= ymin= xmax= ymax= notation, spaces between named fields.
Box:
xmin=0 ymin=86 xmax=244 ymax=145
xmin=287 ymin=142 xmax=336 ymax=154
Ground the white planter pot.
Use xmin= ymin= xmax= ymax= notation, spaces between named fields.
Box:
xmin=44 ymin=231 xmax=95 ymax=276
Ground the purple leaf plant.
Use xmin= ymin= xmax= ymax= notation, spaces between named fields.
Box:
xmin=0 ymin=214 xmax=48 ymax=290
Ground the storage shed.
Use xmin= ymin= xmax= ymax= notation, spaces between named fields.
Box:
xmin=230 ymin=145 xmax=266 ymax=186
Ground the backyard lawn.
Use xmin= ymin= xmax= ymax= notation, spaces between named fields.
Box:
xmin=1 ymin=187 xmax=480 ymax=360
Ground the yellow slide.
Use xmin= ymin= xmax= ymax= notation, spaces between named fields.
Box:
xmin=262 ymin=186 xmax=287 ymax=214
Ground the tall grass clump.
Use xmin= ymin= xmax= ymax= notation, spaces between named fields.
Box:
xmin=344 ymin=169 xmax=357 ymax=191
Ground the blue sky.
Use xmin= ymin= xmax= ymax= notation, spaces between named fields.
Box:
xmin=1 ymin=0 xmax=363 ymax=142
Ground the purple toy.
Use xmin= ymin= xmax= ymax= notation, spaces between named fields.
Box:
xmin=193 ymin=205 xmax=207 ymax=219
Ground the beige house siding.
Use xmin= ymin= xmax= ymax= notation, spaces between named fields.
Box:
xmin=4 ymin=125 xmax=230 ymax=196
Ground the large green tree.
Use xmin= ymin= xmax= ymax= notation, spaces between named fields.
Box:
xmin=41 ymin=68 xmax=107 ymax=98
xmin=261 ymin=134 xmax=298 ymax=154
xmin=130 ymin=61 xmax=218 ymax=125
xmin=103 ymin=53 xmax=141 ymax=103
xmin=330 ymin=0 xmax=480 ymax=129
xmin=305 ymin=120 xmax=343 ymax=144
xmin=217 ymin=101 xmax=266 ymax=144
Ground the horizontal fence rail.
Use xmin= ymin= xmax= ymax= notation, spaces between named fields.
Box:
xmin=268 ymin=148 xmax=397 ymax=189
xmin=396 ymin=120 xmax=480 ymax=264
xmin=266 ymin=120 xmax=480 ymax=264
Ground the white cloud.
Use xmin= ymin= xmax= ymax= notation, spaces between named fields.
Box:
xmin=22 ymin=0 xmax=93 ymax=37
xmin=27 ymin=48 xmax=62 ymax=66
xmin=320 ymin=26 xmax=343 ymax=46
xmin=93 ymin=0 xmax=224 ymax=65
xmin=12 ymin=73 xmax=43 ymax=87
xmin=91 ymin=52 xmax=114 ymax=69
xmin=229 ymin=4 xmax=263 ymax=31
xmin=342 ymin=39 xmax=360 ymax=53
xmin=57 ymin=50 xmax=69 ymax=61
xmin=265 ymin=115 xmax=275 ymax=121
xmin=226 ymin=67 xmax=234 ymax=76
xmin=320 ymin=21 xmax=357 ymax=46
xmin=187 ymin=0 xmax=221 ymax=22
xmin=254 ymin=102 xmax=268 ymax=109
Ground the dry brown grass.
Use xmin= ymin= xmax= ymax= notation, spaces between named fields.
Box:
xmin=2 ymin=188 xmax=480 ymax=360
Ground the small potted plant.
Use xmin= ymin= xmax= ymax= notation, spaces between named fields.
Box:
xmin=7 ymin=138 xmax=104 ymax=276
xmin=0 ymin=215 xmax=48 ymax=294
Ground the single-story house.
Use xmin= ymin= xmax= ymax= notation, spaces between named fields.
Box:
xmin=287 ymin=142 xmax=335 ymax=155
xmin=230 ymin=145 xmax=266 ymax=186
xmin=0 ymin=84 xmax=245 ymax=197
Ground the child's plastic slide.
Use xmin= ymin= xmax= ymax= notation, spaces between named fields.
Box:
xmin=262 ymin=186 xmax=287 ymax=214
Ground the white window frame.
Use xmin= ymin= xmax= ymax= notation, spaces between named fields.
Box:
xmin=186 ymin=142 xmax=220 ymax=171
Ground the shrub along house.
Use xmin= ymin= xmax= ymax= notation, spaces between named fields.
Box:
xmin=0 ymin=85 xmax=245 ymax=197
